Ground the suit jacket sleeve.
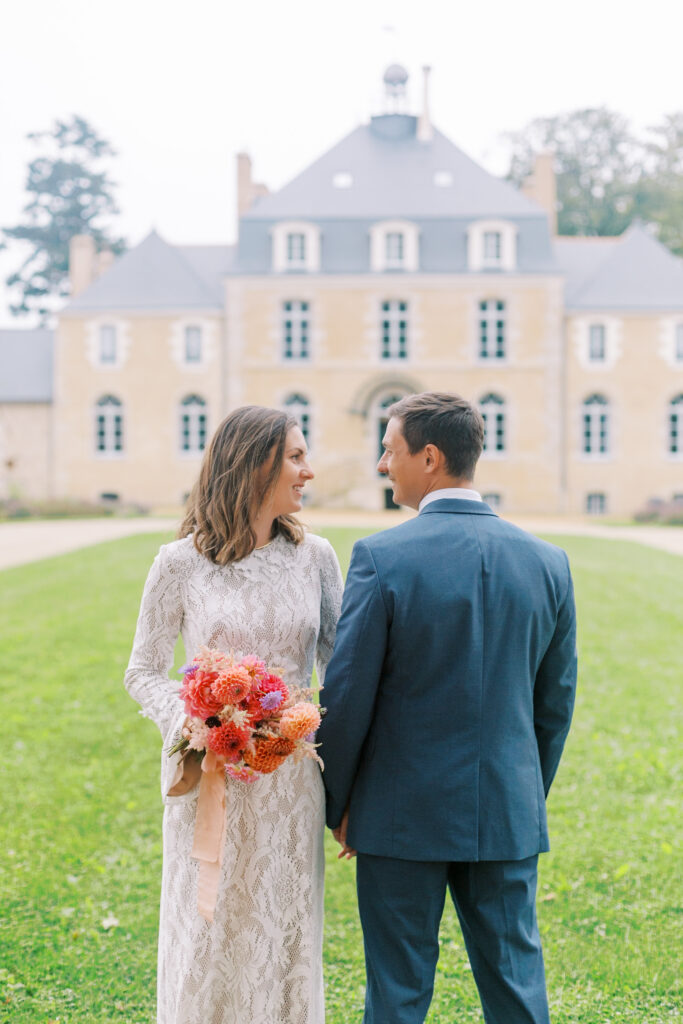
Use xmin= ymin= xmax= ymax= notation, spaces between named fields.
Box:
xmin=317 ymin=539 xmax=389 ymax=829
xmin=534 ymin=552 xmax=578 ymax=796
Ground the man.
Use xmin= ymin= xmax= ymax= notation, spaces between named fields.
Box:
xmin=318 ymin=392 xmax=577 ymax=1024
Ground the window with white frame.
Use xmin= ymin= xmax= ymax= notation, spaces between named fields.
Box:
xmin=675 ymin=323 xmax=683 ymax=362
xmin=586 ymin=492 xmax=607 ymax=516
xmin=184 ymin=325 xmax=202 ymax=363
xmin=582 ymin=394 xmax=610 ymax=456
xmin=467 ymin=220 xmax=517 ymax=271
xmin=95 ymin=395 xmax=123 ymax=454
xmin=282 ymin=301 xmax=310 ymax=360
xmin=480 ymin=394 xmax=506 ymax=454
xmin=98 ymin=324 xmax=117 ymax=364
xmin=385 ymin=232 xmax=405 ymax=269
xmin=478 ymin=300 xmax=506 ymax=360
xmin=483 ymin=231 xmax=502 ymax=267
xmin=370 ymin=221 xmax=419 ymax=272
xmin=179 ymin=395 xmax=207 ymax=454
xmin=381 ymin=301 xmax=409 ymax=360
xmin=272 ymin=222 xmax=320 ymax=273
xmin=482 ymin=492 xmax=502 ymax=510
xmin=285 ymin=393 xmax=311 ymax=447
xmin=668 ymin=394 xmax=683 ymax=455
xmin=588 ymin=323 xmax=606 ymax=362
xmin=287 ymin=232 xmax=306 ymax=267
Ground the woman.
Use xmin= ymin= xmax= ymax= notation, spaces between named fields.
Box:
xmin=124 ymin=406 xmax=344 ymax=1024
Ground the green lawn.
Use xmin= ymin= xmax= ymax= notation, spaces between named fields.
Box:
xmin=0 ymin=528 xmax=681 ymax=1023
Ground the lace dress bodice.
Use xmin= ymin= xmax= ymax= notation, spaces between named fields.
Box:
xmin=124 ymin=530 xmax=344 ymax=1024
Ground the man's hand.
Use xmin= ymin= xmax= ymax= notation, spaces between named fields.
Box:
xmin=332 ymin=808 xmax=356 ymax=859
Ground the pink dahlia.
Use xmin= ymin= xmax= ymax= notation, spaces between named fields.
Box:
xmin=206 ymin=722 xmax=251 ymax=762
xmin=240 ymin=655 xmax=267 ymax=679
xmin=180 ymin=670 xmax=223 ymax=719
xmin=211 ymin=666 xmax=252 ymax=705
xmin=279 ymin=703 xmax=321 ymax=741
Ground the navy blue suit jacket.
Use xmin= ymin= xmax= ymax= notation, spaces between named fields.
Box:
xmin=317 ymin=500 xmax=578 ymax=862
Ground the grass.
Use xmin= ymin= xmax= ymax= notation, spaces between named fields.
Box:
xmin=0 ymin=528 xmax=681 ymax=1023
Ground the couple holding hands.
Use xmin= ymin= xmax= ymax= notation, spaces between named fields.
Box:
xmin=125 ymin=391 xmax=577 ymax=1024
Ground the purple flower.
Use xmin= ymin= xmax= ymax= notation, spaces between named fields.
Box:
xmin=259 ymin=691 xmax=283 ymax=711
xmin=179 ymin=663 xmax=198 ymax=676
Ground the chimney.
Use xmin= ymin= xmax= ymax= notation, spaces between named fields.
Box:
xmin=96 ymin=247 xmax=115 ymax=277
xmin=521 ymin=152 xmax=557 ymax=234
xmin=237 ymin=152 xmax=269 ymax=219
xmin=69 ymin=235 xmax=96 ymax=297
xmin=417 ymin=65 xmax=433 ymax=143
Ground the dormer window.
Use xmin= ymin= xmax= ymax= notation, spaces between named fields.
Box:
xmin=483 ymin=231 xmax=502 ymax=267
xmin=287 ymin=233 xmax=306 ymax=267
xmin=468 ymin=220 xmax=517 ymax=272
xmin=272 ymin=222 xmax=320 ymax=273
xmin=385 ymin=232 xmax=404 ymax=269
xmin=370 ymin=220 xmax=419 ymax=272
xmin=434 ymin=171 xmax=453 ymax=187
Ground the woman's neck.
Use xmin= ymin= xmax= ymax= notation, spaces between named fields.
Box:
xmin=252 ymin=511 xmax=276 ymax=549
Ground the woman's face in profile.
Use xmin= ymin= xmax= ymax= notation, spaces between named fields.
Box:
xmin=262 ymin=425 xmax=314 ymax=519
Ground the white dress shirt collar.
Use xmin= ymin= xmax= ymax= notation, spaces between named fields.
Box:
xmin=418 ymin=487 xmax=483 ymax=512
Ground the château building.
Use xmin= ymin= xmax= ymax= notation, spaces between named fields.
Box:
xmin=2 ymin=66 xmax=683 ymax=516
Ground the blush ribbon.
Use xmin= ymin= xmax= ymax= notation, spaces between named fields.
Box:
xmin=190 ymin=750 xmax=227 ymax=923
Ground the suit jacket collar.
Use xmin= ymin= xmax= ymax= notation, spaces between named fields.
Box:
xmin=418 ymin=498 xmax=499 ymax=517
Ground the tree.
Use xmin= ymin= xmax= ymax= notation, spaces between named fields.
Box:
xmin=505 ymin=107 xmax=645 ymax=237
xmin=2 ymin=116 xmax=126 ymax=321
xmin=636 ymin=113 xmax=683 ymax=255
xmin=504 ymin=107 xmax=683 ymax=254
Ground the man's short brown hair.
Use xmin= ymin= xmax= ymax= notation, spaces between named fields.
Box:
xmin=387 ymin=392 xmax=484 ymax=479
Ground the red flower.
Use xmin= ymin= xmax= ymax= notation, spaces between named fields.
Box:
xmin=254 ymin=673 xmax=289 ymax=704
xmin=206 ymin=722 xmax=251 ymax=762
xmin=180 ymin=670 xmax=223 ymax=720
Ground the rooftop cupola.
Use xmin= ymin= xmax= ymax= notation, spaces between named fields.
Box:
xmin=371 ymin=65 xmax=417 ymax=140
xmin=382 ymin=64 xmax=409 ymax=112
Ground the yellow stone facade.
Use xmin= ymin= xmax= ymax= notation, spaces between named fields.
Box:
xmin=53 ymin=313 xmax=224 ymax=507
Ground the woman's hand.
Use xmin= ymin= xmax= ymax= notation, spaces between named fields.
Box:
xmin=332 ymin=808 xmax=357 ymax=859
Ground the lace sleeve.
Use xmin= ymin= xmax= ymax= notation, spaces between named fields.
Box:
xmin=124 ymin=544 xmax=185 ymax=740
xmin=315 ymin=538 xmax=344 ymax=686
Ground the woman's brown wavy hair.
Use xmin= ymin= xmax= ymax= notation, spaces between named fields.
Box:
xmin=178 ymin=405 xmax=305 ymax=564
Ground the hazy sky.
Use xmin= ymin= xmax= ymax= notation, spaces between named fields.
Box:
xmin=1 ymin=0 xmax=681 ymax=324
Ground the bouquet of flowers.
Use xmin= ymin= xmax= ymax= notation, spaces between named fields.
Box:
xmin=169 ymin=646 xmax=323 ymax=783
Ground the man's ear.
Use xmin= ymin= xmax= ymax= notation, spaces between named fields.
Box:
xmin=423 ymin=443 xmax=442 ymax=473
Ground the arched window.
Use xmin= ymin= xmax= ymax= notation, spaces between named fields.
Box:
xmin=94 ymin=395 xmax=123 ymax=454
xmin=668 ymin=394 xmax=683 ymax=455
xmin=582 ymin=394 xmax=609 ymax=455
xmin=381 ymin=301 xmax=409 ymax=360
xmin=179 ymin=395 xmax=207 ymax=454
xmin=478 ymin=299 xmax=506 ymax=360
xmin=284 ymin=393 xmax=311 ymax=447
xmin=480 ymin=393 xmax=506 ymax=454
xmin=282 ymin=301 xmax=310 ymax=360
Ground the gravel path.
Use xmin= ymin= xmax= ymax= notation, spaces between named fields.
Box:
xmin=0 ymin=511 xmax=681 ymax=570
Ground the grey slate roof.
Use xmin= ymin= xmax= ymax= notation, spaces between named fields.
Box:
xmin=555 ymin=223 xmax=683 ymax=310
xmin=66 ymin=231 xmax=232 ymax=312
xmin=244 ymin=116 xmax=542 ymax=220
xmin=0 ymin=328 xmax=53 ymax=402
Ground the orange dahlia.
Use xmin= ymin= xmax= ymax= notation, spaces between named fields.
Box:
xmin=210 ymin=666 xmax=252 ymax=705
xmin=206 ymin=721 xmax=251 ymax=762
xmin=243 ymin=736 xmax=296 ymax=774
xmin=279 ymin=703 xmax=321 ymax=740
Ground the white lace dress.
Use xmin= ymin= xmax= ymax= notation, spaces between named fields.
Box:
xmin=124 ymin=531 xmax=344 ymax=1024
